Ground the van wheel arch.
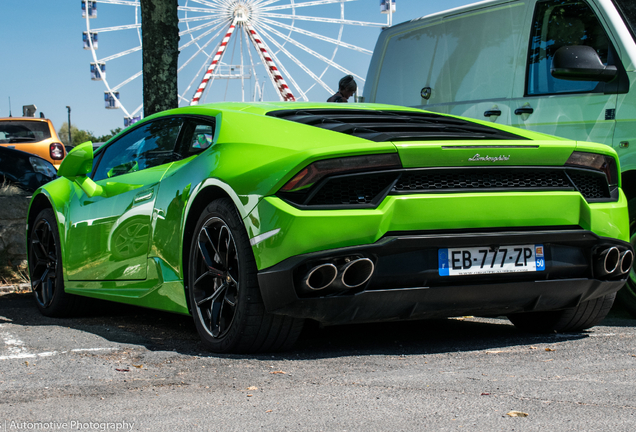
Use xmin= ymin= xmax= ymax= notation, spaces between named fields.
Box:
xmin=621 ymin=170 xmax=636 ymax=215
xmin=617 ymin=170 xmax=636 ymax=317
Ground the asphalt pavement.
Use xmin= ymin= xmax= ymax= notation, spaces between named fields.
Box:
xmin=1 ymin=291 xmax=635 ymax=431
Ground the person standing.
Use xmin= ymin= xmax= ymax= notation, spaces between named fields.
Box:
xmin=327 ymin=75 xmax=357 ymax=103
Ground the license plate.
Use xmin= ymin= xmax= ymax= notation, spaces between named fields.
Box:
xmin=438 ymin=244 xmax=545 ymax=276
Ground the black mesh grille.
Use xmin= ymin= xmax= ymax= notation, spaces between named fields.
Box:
xmin=394 ymin=170 xmax=571 ymax=192
xmin=568 ymin=171 xmax=609 ymax=199
xmin=308 ymin=173 xmax=398 ymax=206
xmin=278 ymin=168 xmax=612 ymax=208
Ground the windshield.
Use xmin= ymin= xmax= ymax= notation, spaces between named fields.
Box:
xmin=613 ymin=0 xmax=636 ymax=44
xmin=0 ymin=120 xmax=51 ymax=144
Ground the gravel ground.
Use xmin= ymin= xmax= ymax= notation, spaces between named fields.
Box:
xmin=1 ymin=290 xmax=635 ymax=431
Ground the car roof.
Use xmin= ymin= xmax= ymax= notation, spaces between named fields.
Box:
xmin=0 ymin=117 xmax=54 ymax=124
xmin=139 ymin=102 xmax=566 ymax=143
xmin=141 ymin=102 xmax=451 ymax=122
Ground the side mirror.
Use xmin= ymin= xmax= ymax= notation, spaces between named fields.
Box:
xmin=551 ymin=45 xmax=617 ymax=82
xmin=57 ymin=141 xmax=103 ymax=197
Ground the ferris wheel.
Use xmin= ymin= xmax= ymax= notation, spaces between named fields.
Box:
xmin=81 ymin=0 xmax=390 ymax=125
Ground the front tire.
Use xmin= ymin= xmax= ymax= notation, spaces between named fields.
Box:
xmin=29 ymin=208 xmax=82 ymax=317
xmin=507 ymin=293 xmax=616 ymax=333
xmin=188 ymin=199 xmax=304 ymax=353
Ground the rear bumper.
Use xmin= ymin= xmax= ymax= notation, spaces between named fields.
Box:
xmin=257 ymin=229 xmax=631 ymax=325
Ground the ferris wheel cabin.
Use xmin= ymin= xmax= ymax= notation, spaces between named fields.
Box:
xmin=104 ymin=92 xmax=120 ymax=110
xmin=82 ymin=1 xmax=97 ymax=19
xmin=90 ymin=63 xmax=106 ymax=81
xmin=82 ymin=31 xmax=98 ymax=50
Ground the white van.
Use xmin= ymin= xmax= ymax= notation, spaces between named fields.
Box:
xmin=364 ymin=0 xmax=636 ymax=311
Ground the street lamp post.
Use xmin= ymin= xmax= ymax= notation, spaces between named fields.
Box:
xmin=66 ymin=106 xmax=72 ymax=146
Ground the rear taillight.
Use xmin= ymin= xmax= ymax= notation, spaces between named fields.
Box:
xmin=50 ymin=142 xmax=65 ymax=160
xmin=565 ymin=151 xmax=619 ymax=186
xmin=280 ymin=154 xmax=402 ymax=192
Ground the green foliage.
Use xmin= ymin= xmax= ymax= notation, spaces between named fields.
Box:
xmin=57 ymin=122 xmax=95 ymax=147
xmin=96 ymin=127 xmax=123 ymax=143
xmin=72 ymin=129 xmax=95 ymax=146
xmin=57 ymin=124 xmax=123 ymax=148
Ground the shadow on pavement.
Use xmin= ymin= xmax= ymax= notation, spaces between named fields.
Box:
xmin=1 ymin=290 xmax=632 ymax=360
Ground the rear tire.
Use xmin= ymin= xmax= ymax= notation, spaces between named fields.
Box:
xmin=29 ymin=208 xmax=83 ymax=317
xmin=507 ymin=292 xmax=616 ymax=333
xmin=188 ymin=198 xmax=304 ymax=353
xmin=616 ymin=219 xmax=636 ymax=317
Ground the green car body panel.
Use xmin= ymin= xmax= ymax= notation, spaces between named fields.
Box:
xmin=246 ymin=192 xmax=629 ymax=271
xmin=26 ymin=102 xmax=631 ymax=321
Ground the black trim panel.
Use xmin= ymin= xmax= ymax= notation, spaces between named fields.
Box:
xmin=277 ymin=166 xmax=617 ymax=209
xmin=267 ymin=109 xmax=530 ymax=142
xmin=257 ymin=229 xmax=631 ymax=325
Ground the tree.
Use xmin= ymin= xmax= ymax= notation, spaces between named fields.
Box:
xmin=95 ymin=128 xmax=123 ymax=143
xmin=140 ymin=0 xmax=179 ymax=117
xmin=57 ymin=123 xmax=97 ymax=147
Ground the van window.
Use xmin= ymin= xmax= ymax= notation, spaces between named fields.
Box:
xmin=375 ymin=27 xmax=451 ymax=106
xmin=374 ymin=4 xmax=521 ymax=106
xmin=612 ymin=0 xmax=636 ymax=44
xmin=527 ymin=0 xmax=612 ymax=95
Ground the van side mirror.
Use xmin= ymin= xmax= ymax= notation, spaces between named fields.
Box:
xmin=551 ymin=45 xmax=617 ymax=82
xmin=57 ymin=141 xmax=103 ymax=197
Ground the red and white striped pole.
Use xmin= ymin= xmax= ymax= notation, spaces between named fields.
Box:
xmin=191 ymin=20 xmax=238 ymax=105
xmin=245 ymin=23 xmax=296 ymax=102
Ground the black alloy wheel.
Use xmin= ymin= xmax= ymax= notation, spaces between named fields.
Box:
xmin=30 ymin=212 xmax=58 ymax=308
xmin=188 ymin=199 xmax=304 ymax=353
xmin=191 ymin=216 xmax=240 ymax=340
xmin=29 ymin=208 xmax=82 ymax=316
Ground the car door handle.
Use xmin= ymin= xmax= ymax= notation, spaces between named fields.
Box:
xmin=514 ymin=107 xmax=534 ymax=115
xmin=484 ymin=109 xmax=502 ymax=117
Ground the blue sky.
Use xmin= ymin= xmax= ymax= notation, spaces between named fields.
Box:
xmin=1 ymin=0 xmax=475 ymax=137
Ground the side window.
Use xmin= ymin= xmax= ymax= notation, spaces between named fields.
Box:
xmin=190 ymin=124 xmax=214 ymax=151
xmin=527 ymin=0 xmax=612 ymax=95
xmin=92 ymin=117 xmax=183 ymax=181
xmin=175 ymin=119 xmax=216 ymax=159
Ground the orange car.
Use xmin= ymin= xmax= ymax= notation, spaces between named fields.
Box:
xmin=0 ymin=117 xmax=66 ymax=169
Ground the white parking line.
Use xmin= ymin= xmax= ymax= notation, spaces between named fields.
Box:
xmin=0 ymin=326 xmax=116 ymax=360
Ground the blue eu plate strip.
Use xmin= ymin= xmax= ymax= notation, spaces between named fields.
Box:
xmin=438 ymin=249 xmax=449 ymax=276
xmin=535 ymin=244 xmax=545 ymax=271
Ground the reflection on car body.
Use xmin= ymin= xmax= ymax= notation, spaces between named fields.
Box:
xmin=0 ymin=146 xmax=57 ymax=192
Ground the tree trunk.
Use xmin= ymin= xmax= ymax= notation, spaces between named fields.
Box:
xmin=140 ymin=0 xmax=179 ymax=117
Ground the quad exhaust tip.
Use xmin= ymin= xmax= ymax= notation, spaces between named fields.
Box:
xmin=594 ymin=247 xmax=620 ymax=277
xmin=303 ymin=263 xmax=338 ymax=291
xmin=619 ymin=250 xmax=634 ymax=275
xmin=301 ymin=258 xmax=375 ymax=292
xmin=340 ymin=258 xmax=375 ymax=289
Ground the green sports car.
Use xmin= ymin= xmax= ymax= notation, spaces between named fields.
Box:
xmin=27 ymin=102 xmax=633 ymax=353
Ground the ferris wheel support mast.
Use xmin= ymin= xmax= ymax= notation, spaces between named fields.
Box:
xmin=245 ymin=22 xmax=296 ymax=102
xmin=191 ymin=18 xmax=238 ymax=105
